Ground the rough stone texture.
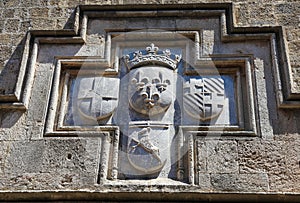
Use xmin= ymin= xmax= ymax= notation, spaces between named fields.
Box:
xmin=195 ymin=140 xmax=239 ymax=174
xmin=210 ymin=173 xmax=269 ymax=192
xmin=0 ymin=0 xmax=299 ymax=202
xmin=0 ymin=138 xmax=101 ymax=190
xmin=0 ymin=0 xmax=298 ymax=71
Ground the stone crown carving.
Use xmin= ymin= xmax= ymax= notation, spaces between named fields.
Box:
xmin=124 ymin=43 xmax=181 ymax=70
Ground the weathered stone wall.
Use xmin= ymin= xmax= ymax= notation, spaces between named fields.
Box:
xmin=0 ymin=0 xmax=299 ymax=202
xmin=1 ymin=1 xmax=300 ymax=77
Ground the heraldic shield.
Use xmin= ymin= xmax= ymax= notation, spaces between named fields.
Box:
xmin=183 ymin=77 xmax=225 ymax=121
xmin=127 ymin=127 xmax=167 ymax=174
xmin=74 ymin=76 xmax=119 ymax=122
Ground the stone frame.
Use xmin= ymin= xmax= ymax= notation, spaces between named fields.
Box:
xmin=43 ymin=58 xmax=120 ymax=182
xmin=40 ymin=5 xmax=269 ymax=184
xmin=181 ymin=57 xmax=257 ymax=135
xmin=42 ymin=40 xmax=257 ymax=186
xmin=44 ymin=58 xmax=117 ymax=136
xmin=44 ymin=45 xmax=257 ymax=139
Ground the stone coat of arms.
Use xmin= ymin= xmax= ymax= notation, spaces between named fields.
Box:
xmin=183 ymin=77 xmax=225 ymax=120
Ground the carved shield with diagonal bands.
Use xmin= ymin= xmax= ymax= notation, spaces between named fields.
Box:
xmin=183 ymin=77 xmax=225 ymax=120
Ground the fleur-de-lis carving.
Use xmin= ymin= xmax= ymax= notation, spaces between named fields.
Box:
xmin=152 ymin=72 xmax=170 ymax=92
xmin=163 ymin=49 xmax=171 ymax=57
xmin=146 ymin=43 xmax=159 ymax=54
xmin=133 ymin=51 xmax=142 ymax=60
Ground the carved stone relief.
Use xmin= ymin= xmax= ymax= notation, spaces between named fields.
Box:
xmin=115 ymin=43 xmax=246 ymax=180
xmin=183 ymin=77 xmax=225 ymax=121
xmin=66 ymin=76 xmax=119 ymax=125
xmin=40 ymin=7 xmax=276 ymax=184
xmin=128 ymin=67 xmax=172 ymax=116
xmin=116 ymin=44 xmax=180 ymax=179
xmin=45 ymin=40 xmax=255 ymax=182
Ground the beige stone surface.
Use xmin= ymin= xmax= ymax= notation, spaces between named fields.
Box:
xmin=0 ymin=1 xmax=299 ymax=202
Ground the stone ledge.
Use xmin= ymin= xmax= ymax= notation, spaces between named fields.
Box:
xmin=0 ymin=190 xmax=299 ymax=202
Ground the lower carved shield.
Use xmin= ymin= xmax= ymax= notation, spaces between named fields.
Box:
xmin=127 ymin=127 xmax=167 ymax=174
xmin=183 ymin=77 xmax=225 ymax=120
xmin=74 ymin=76 xmax=119 ymax=122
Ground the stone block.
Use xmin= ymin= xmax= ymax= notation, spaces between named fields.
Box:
xmin=29 ymin=8 xmax=50 ymax=18
xmin=0 ymin=141 xmax=10 ymax=175
xmin=273 ymin=110 xmax=299 ymax=136
xmin=238 ymin=140 xmax=266 ymax=174
xmin=0 ymin=59 xmax=20 ymax=94
xmin=18 ymin=0 xmax=32 ymax=8
xmin=197 ymin=172 xmax=211 ymax=190
xmin=0 ymin=110 xmax=28 ymax=141
xmin=42 ymin=138 xmax=101 ymax=186
xmin=4 ymin=19 xmax=20 ymax=33
xmin=210 ymin=173 xmax=269 ymax=192
xmin=277 ymin=14 xmax=300 ymax=27
xmin=30 ymin=18 xmax=56 ymax=30
xmin=14 ymin=8 xmax=29 ymax=19
xmin=284 ymin=139 xmax=300 ymax=175
xmin=48 ymin=0 xmax=67 ymax=7
xmin=269 ymin=173 xmax=300 ymax=192
xmin=235 ymin=2 xmax=279 ymax=26
xmin=1 ymin=0 xmax=19 ymax=8
xmin=0 ymin=138 xmax=101 ymax=190
xmin=286 ymin=28 xmax=300 ymax=41
xmin=206 ymin=140 xmax=238 ymax=173
xmin=20 ymin=20 xmax=31 ymax=33
xmin=3 ymin=141 xmax=45 ymax=175
xmin=26 ymin=70 xmax=52 ymax=123
xmin=0 ymin=46 xmax=12 ymax=61
xmin=2 ymin=9 xmax=15 ymax=18
xmin=0 ymin=34 xmax=11 ymax=45
xmin=49 ymin=7 xmax=66 ymax=18
xmin=275 ymin=3 xmax=299 ymax=15
xmin=238 ymin=140 xmax=287 ymax=175
xmin=288 ymin=41 xmax=300 ymax=56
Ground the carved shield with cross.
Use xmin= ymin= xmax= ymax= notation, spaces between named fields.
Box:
xmin=183 ymin=77 xmax=225 ymax=121
xmin=74 ymin=77 xmax=119 ymax=122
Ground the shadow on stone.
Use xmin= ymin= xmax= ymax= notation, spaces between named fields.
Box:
xmin=0 ymin=109 xmax=25 ymax=128
xmin=0 ymin=37 xmax=27 ymax=96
